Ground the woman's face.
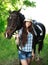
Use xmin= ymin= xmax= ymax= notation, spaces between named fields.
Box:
xmin=25 ymin=21 xmax=32 ymax=28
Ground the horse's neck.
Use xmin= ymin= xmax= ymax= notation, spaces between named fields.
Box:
xmin=16 ymin=13 xmax=25 ymax=30
xmin=19 ymin=13 xmax=25 ymax=23
xmin=17 ymin=13 xmax=25 ymax=30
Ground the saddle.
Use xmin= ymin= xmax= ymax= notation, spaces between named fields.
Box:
xmin=32 ymin=20 xmax=43 ymax=37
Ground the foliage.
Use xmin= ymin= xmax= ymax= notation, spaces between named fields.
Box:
xmin=23 ymin=0 xmax=36 ymax=7
xmin=0 ymin=0 xmax=36 ymax=33
xmin=0 ymin=33 xmax=18 ymax=64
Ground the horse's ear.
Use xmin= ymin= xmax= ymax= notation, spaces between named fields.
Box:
xmin=17 ymin=8 xmax=21 ymax=12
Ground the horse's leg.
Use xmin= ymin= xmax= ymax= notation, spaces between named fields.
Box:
xmin=38 ymin=41 xmax=43 ymax=53
xmin=36 ymin=40 xmax=43 ymax=61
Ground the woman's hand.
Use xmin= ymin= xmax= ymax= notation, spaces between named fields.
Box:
xmin=15 ymin=34 xmax=19 ymax=38
xmin=32 ymin=50 xmax=35 ymax=61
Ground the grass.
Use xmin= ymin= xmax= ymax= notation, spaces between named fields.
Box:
xmin=0 ymin=33 xmax=48 ymax=65
xmin=0 ymin=33 xmax=18 ymax=65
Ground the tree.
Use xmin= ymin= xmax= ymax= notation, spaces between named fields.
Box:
xmin=0 ymin=0 xmax=36 ymax=33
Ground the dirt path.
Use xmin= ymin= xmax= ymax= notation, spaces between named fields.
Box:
xmin=0 ymin=58 xmax=46 ymax=65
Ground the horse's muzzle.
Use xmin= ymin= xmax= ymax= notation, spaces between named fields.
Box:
xmin=4 ymin=32 xmax=12 ymax=39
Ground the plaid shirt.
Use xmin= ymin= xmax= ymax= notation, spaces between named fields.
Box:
xmin=18 ymin=28 xmax=33 ymax=52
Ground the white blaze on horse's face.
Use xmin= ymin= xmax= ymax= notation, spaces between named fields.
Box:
xmin=6 ymin=33 xmax=8 ymax=38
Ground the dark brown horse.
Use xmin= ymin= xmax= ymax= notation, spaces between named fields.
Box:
xmin=5 ymin=9 xmax=46 ymax=62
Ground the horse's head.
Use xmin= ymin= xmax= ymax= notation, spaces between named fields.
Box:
xmin=5 ymin=9 xmax=25 ymax=39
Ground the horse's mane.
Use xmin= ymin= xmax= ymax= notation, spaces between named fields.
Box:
xmin=19 ymin=13 xmax=25 ymax=23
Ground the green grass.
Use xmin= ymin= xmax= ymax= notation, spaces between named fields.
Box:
xmin=0 ymin=33 xmax=18 ymax=65
xmin=0 ymin=33 xmax=48 ymax=65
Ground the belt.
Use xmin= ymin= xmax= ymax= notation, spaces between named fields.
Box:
xmin=17 ymin=45 xmax=32 ymax=53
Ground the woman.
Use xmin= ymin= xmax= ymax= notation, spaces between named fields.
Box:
xmin=15 ymin=18 xmax=35 ymax=65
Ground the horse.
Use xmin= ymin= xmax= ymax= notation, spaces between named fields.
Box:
xmin=5 ymin=9 xmax=46 ymax=62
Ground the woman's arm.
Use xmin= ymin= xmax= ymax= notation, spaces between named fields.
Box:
xmin=32 ymin=35 xmax=35 ymax=60
xmin=32 ymin=49 xmax=35 ymax=55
